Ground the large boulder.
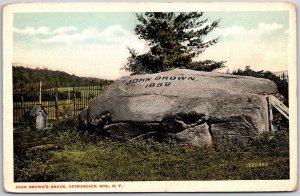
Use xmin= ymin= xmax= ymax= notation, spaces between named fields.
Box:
xmin=79 ymin=69 xmax=277 ymax=146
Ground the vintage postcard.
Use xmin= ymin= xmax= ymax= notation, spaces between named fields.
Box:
xmin=2 ymin=2 xmax=297 ymax=192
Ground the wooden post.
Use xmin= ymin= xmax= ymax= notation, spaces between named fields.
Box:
xmin=55 ymin=88 xmax=59 ymax=119
xmin=68 ymin=88 xmax=71 ymax=104
xmin=20 ymin=94 xmax=24 ymax=121
xmin=39 ymin=81 xmax=42 ymax=104
xmin=73 ymin=86 xmax=76 ymax=116
xmin=269 ymin=104 xmax=274 ymax=134
xmin=21 ymin=95 xmax=24 ymax=110
xmin=267 ymin=96 xmax=273 ymax=134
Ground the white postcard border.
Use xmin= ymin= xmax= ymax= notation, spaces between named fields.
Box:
xmin=3 ymin=2 xmax=297 ymax=192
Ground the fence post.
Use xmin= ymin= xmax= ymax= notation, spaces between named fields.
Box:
xmin=73 ymin=86 xmax=76 ymax=116
xmin=55 ymin=88 xmax=59 ymax=119
xmin=39 ymin=81 xmax=42 ymax=104
xmin=267 ymin=96 xmax=278 ymax=134
xmin=68 ymin=87 xmax=71 ymax=104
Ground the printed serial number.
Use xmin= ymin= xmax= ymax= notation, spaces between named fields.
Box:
xmin=246 ymin=162 xmax=269 ymax=168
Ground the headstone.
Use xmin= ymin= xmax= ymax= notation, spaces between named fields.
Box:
xmin=36 ymin=111 xmax=46 ymax=130
xmin=79 ymin=69 xmax=277 ymax=146
xmin=30 ymin=104 xmax=47 ymax=130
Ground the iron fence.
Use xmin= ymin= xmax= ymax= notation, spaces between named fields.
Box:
xmin=277 ymin=73 xmax=288 ymax=81
xmin=13 ymin=84 xmax=110 ymax=123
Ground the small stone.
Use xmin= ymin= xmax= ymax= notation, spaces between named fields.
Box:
xmin=103 ymin=125 xmax=110 ymax=130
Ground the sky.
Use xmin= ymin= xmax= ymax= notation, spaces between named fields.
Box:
xmin=13 ymin=11 xmax=289 ymax=79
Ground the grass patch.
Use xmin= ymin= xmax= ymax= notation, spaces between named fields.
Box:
xmin=14 ymin=117 xmax=289 ymax=182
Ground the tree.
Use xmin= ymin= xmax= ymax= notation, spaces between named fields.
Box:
xmin=124 ymin=12 xmax=225 ymax=74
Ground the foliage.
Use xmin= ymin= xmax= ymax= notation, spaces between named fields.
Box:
xmin=14 ymin=116 xmax=289 ymax=182
xmin=232 ymin=66 xmax=289 ymax=105
xmin=13 ymin=65 xmax=113 ymax=90
xmin=187 ymin=60 xmax=226 ymax=72
xmin=124 ymin=12 xmax=225 ymax=74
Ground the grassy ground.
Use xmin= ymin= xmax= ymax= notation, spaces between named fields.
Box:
xmin=14 ymin=117 xmax=289 ymax=182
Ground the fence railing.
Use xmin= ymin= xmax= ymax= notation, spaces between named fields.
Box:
xmin=72 ymin=85 xmax=110 ymax=116
xmin=278 ymin=73 xmax=288 ymax=81
xmin=13 ymin=84 xmax=110 ymax=123
xmin=267 ymin=95 xmax=289 ymax=134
